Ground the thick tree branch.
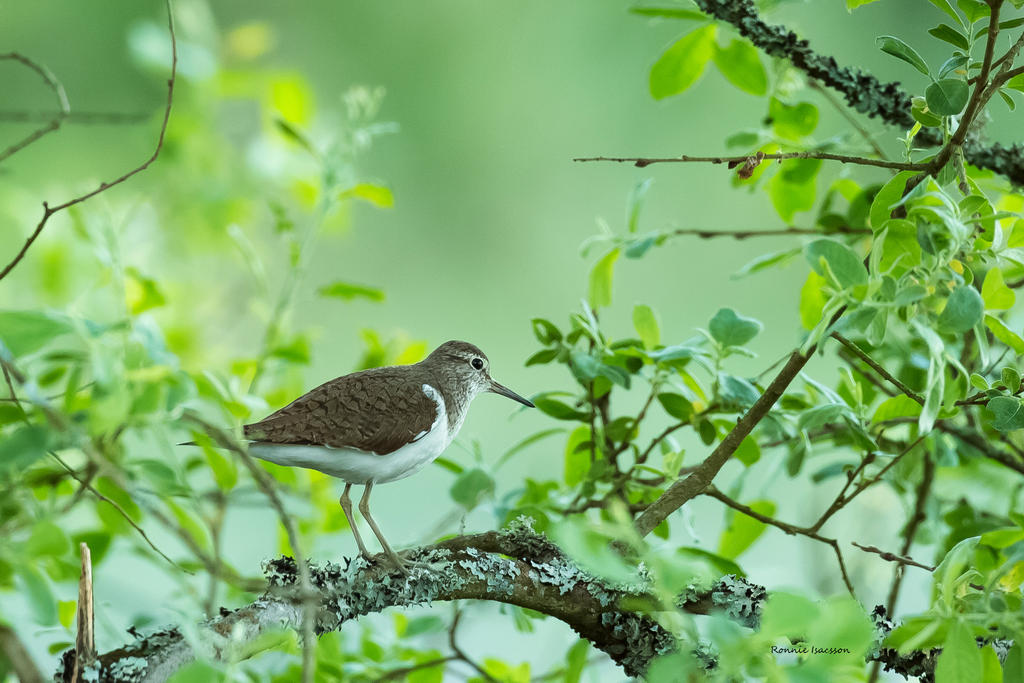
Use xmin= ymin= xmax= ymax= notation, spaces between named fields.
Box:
xmin=684 ymin=0 xmax=1024 ymax=185
xmin=64 ymin=525 xmax=768 ymax=681
xmin=0 ymin=0 xmax=176 ymax=283
xmin=633 ymin=319 xmax=840 ymax=537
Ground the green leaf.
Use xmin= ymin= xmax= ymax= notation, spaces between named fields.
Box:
xmin=534 ymin=397 xmax=588 ymax=421
xmin=0 ymin=424 xmax=49 ymax=475
xmin=872 ymin=395 xmax=923 ymax=423
xmin=588 ymin=248 xmax=620 ymax=309
xmin=338 ymin=183 xmax=394 ymax=208
xmin=274 ymin=117 xmax=316 ymax=155
xmin=649 ymin=25 xmax=717 ymax=99
xmin=0 ymin=310 xmax=72 ymax=357
xmin=550 ymin=517 xmax=635 ymax=583
xmin=563 ymin=640 xmax=590 ymax=683
xmin=26 ymin=521 xmax=70 ymax=558
xmin=986 ymin=314 xmax=1024 ymax=354
xmin=912 ymin=96 xmax=944 ymax=126
xmin=531 ymin=318 xmax=562 ymax=345
xmin=733 ymin=435 xmax=760 ymax=466
xmin=870 ymin=171 xmax=917 ymax=229
xmin=719 ymin=374 xmax=760 ymax=408
xmin=718 ymin=500 xmax=775 ymax=559
xmin=732 ymin=248 xmax=801 ymax=279
xmin=768 ymin=171 xmax=816 ymax=222
xmin=1006 ymin=73 xmax=1024 ymax=93
xmin=847 ymin=0 xmax=882 ymax=8
xmin=956 ymin=0 xmax=989 ymax=22
xmin=981 ymin=268 xmax=1014 ymax=310
xmin=1002 ymin=366 xmax=1021 ymax=393
xmin=986 ymin=396 xmax=1024 ymax=431
xmin=927 ymin=0 xmax=964 ymax=25
xmin=769 ymin=98 xmax=819 ymax=139
xmin=633 ymin=304 xmax=660 ymax=350
xmin=15 ymin=564 xmax=58 ymax=626
xmin=799 ymin=271 xmax=828 ymax=331
xmin=317 ymin=281 xmax=385 ymax=302
xmin=125 ymin=268 xmax=167 ymax=315
xmin=657 ymin=393 xmax=693 ymax=421
xmin=762 ymin=592 xmax=819 ymax=636
xmin=935 ymin=621 xmax=982 ymax=683
xmin=938 ymin=285 xmax=984 ymax=334
xmin=564 ymin=425 xmax=591 ymax=486
xmin=712 ymin=39 xmax=767 ymax=95
xmin=926 ymin=78 xmax=969 ymax=115
xmin=449 ymin=468 xmax=495 ymax=508
xmin=626 ymin=178 xmax=653 ymax=233
xmin=709 ymin=308 xmax=763 ymax=347
xmin=805 ymin=239 xmax=868 ymax=289
xmin=876 ymin=35 xmax=930 ymax=76
xmin=928 ymin=24 xmax=970 ymax=50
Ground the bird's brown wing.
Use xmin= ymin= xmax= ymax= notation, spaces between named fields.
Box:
xmin=243 ymin=367 xmax=439 ymax=455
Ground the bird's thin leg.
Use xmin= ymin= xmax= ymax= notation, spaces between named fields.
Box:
xmin=339 ymin=483 xmax=372 ymax=561
xmin=358 ymin=482 xmax=407 ymax=573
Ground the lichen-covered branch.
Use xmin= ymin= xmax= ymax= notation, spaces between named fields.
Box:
xmin=688 ymin=0 xmax=1024 ymax=185
xmin=60 ymin=524 xmax=767 ymax=682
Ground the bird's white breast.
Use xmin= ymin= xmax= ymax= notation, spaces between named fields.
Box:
xmin=249 ymin=384 xmax=452 ymax=484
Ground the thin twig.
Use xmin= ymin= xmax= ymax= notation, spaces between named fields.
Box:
xmin=0 ymin=0 xmax=177 ymax=282
xmin=374 ymin=656 xmax=456 ymax=682
xmin=574 ymin=151 xmax=924 ymax=172
xmin=48 ymin=452 xmax=182 ymax=570
xmin=0 ymin=109 xmax=149 ymax=125
xmin=851 ymin=542 xmax=935 ymax=572
xmin=809 ymin=80 xmax=889 ymax=162
xmin=665 ymin=226 xmax=871 ymax=240
xmin=0 ymin=53 xmax=69 ymax=163
xmin=449 ymin=607 xmax=497 ymax=682
xmin=704 ymin=486 xmax=856 ymax=595
xmin=831 ymin=333 xmax=924 ymax=405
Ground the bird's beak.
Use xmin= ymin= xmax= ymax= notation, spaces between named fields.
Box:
xmin=488 ymin=379 xmax=535 ymax=408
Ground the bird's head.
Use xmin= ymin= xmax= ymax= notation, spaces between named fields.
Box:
xmin=425 ymin=340 xmax=535 ymax=407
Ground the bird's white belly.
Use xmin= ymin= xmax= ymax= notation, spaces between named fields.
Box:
xmin=248 ymin=384 xmax=451 ymax=485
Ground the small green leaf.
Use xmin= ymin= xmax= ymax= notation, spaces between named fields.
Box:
xmin=1001 ymin=366 xmax=1021 ymax=393
xmin=0 ymin=310 xmax=72 ymax=357
xmin=709 ymin=308 xmax=763 ymax=347
xmin=626 ymin=178 xmax=653 ymax=233
xmin=712 ymin=39 xmax=767 ymax=96
xmin=872 ymin=395 xmax=922 ymax=423
xmin=986 ymin=314 xmax=1024 ymax=354
xmin=338 ymin=183 xmax=394 ymax=208
xmin=938 ymin=285 xmax=984 ymax=334
xmin=847 ymin=0 xmax=882 ymax=8
xmin=16 ymin=564 xmax=58 ymax=626
xmin=969 ymin=373 xmax=988 ymax=390
xmin=449 ymin=468 xmax=495 ymax=508
xmin=805 ymin=239 xmax=868 ymax=289
xmin=981 ymin=268 xmax=1015 ymax=310
xmin=926 ymin=78 xmax=969 ymax=115
xmin=632 ymin=304 xmax=660 ymax=350
xmin=274 ymin=117 xmax=316 ymax=155
xmin=870 ymin=171 xmax=917 ymax=229
xmin=912 ymin=96 xmax=944 ymax=127
xmin=649 ymin=25 xmax=717 ymax=99
xmin=718 ymin=500 xmax=775 ymax=559
xmin=731 ymin=248 xmax=801 ymax=279
xmin=564 ymin=425 xmax=591 ymax=486
xmin=317 ymin=281 xmax=385 ymax=302
xmin=956 ymin=0 xmax=989 ymax=23
xmin=876 ymin=35 xmax=930 ymax=76
xmin=534 ymin=397 xmax=588 ymax=421
xmin=733 ymin=435 xmax=760 ymax=466
xmin=769 ymin=98 xmax=819 ymax=139
xmin=926 ymin=0 xmax=963 ymax=25
xmin=934 ymin=621 xmax=982 ymax=683
xmin=531 ymin=318 xmax=562 ymax=345
xmin=657 ymin=393 xmax=693 ymax=421
xmin=588 ymin=248 xmax=620 ymax=309
xmin=987 ymin=396 xmax=1024 ymax=431
xmin=928 ymin=23 xmax=970 ymax=50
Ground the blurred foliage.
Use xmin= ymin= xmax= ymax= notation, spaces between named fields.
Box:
xmin=3 ymin=0 xmax=1024 ymax=681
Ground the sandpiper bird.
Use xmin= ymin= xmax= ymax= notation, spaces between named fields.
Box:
xmin=242 ymin=340 xmax=534 ymax=572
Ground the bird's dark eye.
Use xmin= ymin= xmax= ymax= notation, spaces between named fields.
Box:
xmin=471 ymin=358 xmax=484 ymax=370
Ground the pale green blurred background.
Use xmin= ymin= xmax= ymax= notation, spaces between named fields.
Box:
xmin=2 ymin=0 xmax=1021 ymax=677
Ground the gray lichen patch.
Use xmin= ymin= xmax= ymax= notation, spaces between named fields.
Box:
xmin=712 ymin=575 xmax=764 ymax=629
xmin=107 ymin=657 xmax=149 ymax=680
